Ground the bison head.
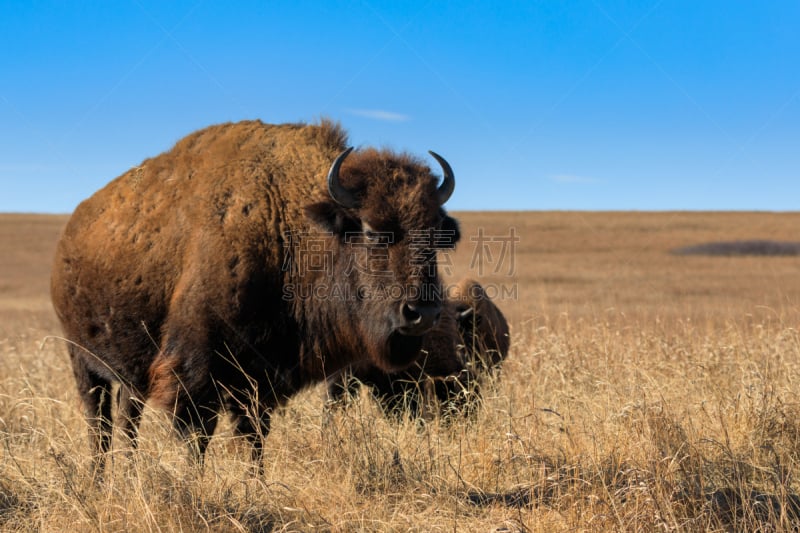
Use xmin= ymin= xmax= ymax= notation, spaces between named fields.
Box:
xmin=451 ymin=279 xmax=511 ymax=372
xmin=304 ymin=147 xmax=460 ymax=371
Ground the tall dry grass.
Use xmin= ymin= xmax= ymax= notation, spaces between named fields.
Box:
xmin=2 ymin=211 xmax=800 ymax=531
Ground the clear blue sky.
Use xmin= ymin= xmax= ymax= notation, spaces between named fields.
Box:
xmin=1 ymin=1 xmax=798 ymax=213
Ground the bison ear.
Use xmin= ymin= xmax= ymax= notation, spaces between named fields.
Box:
xmin=305 ymin=201 xmax=360 ymax=235
xmin=436 ymin=213 xmax=461 ymax=249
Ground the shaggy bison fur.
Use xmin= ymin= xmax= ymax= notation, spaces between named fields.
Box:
xmin=327 ymin=278 xmax=510 ymax=419
xmin=50 ymin=120 xmax=460 ymax=471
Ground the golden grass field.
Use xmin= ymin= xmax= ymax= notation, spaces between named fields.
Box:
xmin=2 ymin=210 xmax=800 ymax=532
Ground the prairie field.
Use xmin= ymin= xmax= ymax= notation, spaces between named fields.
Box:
xmin=2 ymin=210 xmax=800 ymax=532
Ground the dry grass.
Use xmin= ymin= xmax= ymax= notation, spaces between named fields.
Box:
xmin=2 ymin=211 xmax=800 ymax=531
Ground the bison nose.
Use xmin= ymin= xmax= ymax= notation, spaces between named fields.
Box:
xmin=398 ymin=302 xmax=441 ymax=336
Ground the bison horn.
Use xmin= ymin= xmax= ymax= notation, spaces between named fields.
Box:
xmin=327 ymin=147 xmax=359 ymax=209
xmin=428 ymin=151 xmax=455 ymax=205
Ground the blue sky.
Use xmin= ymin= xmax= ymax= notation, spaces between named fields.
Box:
xmin=1 ymin=1 xmax=798 ymax=212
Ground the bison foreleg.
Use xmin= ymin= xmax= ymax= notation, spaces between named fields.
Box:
xmin=117 ymin=384 xmax=145 ymax=450
xmin=170 ymin=392 xmax=220 ymax=467
xmin=225 ymin=388 xmax=273 ymax=473
xmin=233 ymin=407 xmax=271 ymax=471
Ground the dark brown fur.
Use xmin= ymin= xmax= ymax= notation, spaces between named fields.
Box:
xmin=50 ymin=120 xmax=459 ymax=470
xmin=327 ymin=303 xmax=475 ymax=419
xmin=450 ymin=278 xmax=510 ymax=374
xmin=327 ymin=278 xmax=509 ymax=419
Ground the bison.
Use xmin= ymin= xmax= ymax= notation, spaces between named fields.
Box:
xmin=450 ymin=278 xmax=510 ymax=374
xmin=50 ymin=120 xmax=460 ymax=472
xmin=326 ymin=278 xmax=509 ymax=419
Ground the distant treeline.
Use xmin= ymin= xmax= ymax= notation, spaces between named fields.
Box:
xmin=673 ymin=240 xmax=800 ymax=256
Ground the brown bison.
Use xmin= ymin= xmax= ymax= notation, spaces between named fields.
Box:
xmin=450 ymin=278 xmax=510 ymax=374
xmin=50 ymin=120 xmax=460 ymax=471
xmin=327 ymin=278 xmax=509 ymax=419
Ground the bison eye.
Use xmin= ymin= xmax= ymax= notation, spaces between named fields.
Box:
xmin=363 ymin=229 xmax=395 ymax=244
xmin=362 ymin=222 xmax=395 ymax=244
xmin=364 ymin=229 xmax=380 ymax=242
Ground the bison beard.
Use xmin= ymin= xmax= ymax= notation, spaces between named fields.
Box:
xmin=49 ymin=119 xmax=460 ymax=474
xmin=327 ymin=279 xmax=510 ymax=420
xmin=386 ymin=332 xmax=425 ymax=369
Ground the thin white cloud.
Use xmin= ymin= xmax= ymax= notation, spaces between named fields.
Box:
xmin=346 ymin=108 xmax=410 ymax=122
xmin=549 ymin=174 xmax=601 ymax=184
